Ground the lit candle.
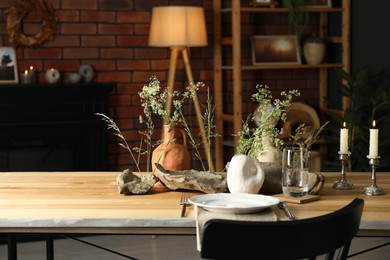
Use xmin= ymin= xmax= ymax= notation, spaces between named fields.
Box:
xmin=29 ymin=66 xmax=36 ymax=83
xmin=340 ymin=122 xmax=348 ymax=154
xmin=369 ymin=120 xmax=379 ymax=158
xmin=20 ymin=70 xmax=31 ymax=84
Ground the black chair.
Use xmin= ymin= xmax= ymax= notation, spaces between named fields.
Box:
xmin=201 ymin=198 xmax=364 ymax=260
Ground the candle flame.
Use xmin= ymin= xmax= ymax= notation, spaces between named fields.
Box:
xmin=373 ymin=120 xmax=376 ymax=128
xmin=30 ymin=66 xmax=34 ymax=70
xmin=24 ymin=70 xmax=28 ymax=75
xmin=343 ymin=122 xmax=346 ymax=128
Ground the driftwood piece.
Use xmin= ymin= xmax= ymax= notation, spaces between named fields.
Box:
xmin=117 ymin=169 xmax=157 ymax=195
xmin=154 ymin=163 xmax=228 ymax=193
xmin=154 ymin=162 xmax=325 ymax=195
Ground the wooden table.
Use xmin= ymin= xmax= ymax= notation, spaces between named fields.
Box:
xmin=1 ymin=171 xmax=390 ymax=259
xmin=1 ymin=171 xmax=390 ymax=236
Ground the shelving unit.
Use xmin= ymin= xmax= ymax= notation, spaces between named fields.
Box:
xmin=213 ymin=0 xmax=351 ymax=170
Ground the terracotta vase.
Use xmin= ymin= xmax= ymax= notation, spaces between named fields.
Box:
xmin=152 ymin=125 xmax=190 ymax=172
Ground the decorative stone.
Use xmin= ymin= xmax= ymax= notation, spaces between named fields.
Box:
xmin=116 ymin=169 xmax=157 ymax=195
xmin=154 ymin=163 xmax=228 ymax=193
xmin=227 ymin=154 xmax=265 ymax=194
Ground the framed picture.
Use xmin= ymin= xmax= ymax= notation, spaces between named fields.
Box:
xmin=251 ymin=35 xmax=301 ymax=65
xmin=0 ymin=47 xmax=19 ymax=84
xmin=304 ymin=0 xmax=332 ymax=7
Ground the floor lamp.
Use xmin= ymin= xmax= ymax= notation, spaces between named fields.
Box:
xmin=149 ymin=6 xmax=214 ymax=171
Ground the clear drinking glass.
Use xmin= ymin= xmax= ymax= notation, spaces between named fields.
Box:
xmin=282 ymin=147 xmax=309 ymax=197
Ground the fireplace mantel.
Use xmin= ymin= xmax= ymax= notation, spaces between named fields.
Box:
xmin=0 ymin=83 xmax=115 ymax=171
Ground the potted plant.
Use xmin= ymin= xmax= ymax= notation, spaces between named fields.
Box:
xmin=326 ymin=67 xmax=390 ymax=171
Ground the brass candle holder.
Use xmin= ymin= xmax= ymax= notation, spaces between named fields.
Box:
xmin=333 ymin=152 xmax=355 ymax=190
xmin=362 ymin=156 xmax=385 ymax=196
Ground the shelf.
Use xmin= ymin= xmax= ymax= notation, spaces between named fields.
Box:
xmin=213 ymin=0 xmax=351 ymax=171
xmin=221 ymin=7 xmax=344 ymax=13
xmin=222 ymin=63 xmax=343 ymax=70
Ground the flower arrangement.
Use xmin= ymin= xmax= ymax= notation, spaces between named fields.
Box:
xmin=235 ymin=85 xmax=300 ymax=158
xmin=97 ymin=76 xmax=217 ymax=172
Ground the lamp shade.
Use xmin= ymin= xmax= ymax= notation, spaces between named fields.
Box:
xmin=149 ymin=6 xmax=208 ymax=47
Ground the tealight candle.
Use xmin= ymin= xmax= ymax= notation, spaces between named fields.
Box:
xmin=369 ymin=120 xmax=379 ymax=158
xmin=340 ymin=122 xmax=348 ymax=154
xmin=20 ymin=70 xmax=31 ymax=84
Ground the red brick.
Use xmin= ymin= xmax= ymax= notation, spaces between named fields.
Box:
xmin=118 ymin=60 xmax=150 ymax=71
xmin=115 ymin=106 xmax=140 ymax=119
xmin=17 ymin=61 xmax=43 ymax=72
xmin=134 ymin=24 xmax=150 ymax=35
xmin=134 ymin=48 xmax=168 ymax=59
xmin=98 ymin=71 xmax=132 ymax=83
xmin=46 ymin=35 xmax=80 ymax=47
xmin=100 ymin=48 xmax=133 ymax=59
xmin=61 ymin=24 xmax=97 ymax=34
xmin=132 ymin=71 xmax=166 ymax=83
xmin=47 ymin=0 xmax=60 ymax=9
xmin=80 ymin=11 xmax=115 ymax=23
xmin=23 ymin=48 xmax=62 ymax=59
xmin=56 ymin=11 xmax=80 ymax=22
xmin=115 ymin=83 xmax=142 ymax=95
xmin=82 ymin=60 xmax=116 ymax=71
xmin=81 ymin=36 xmax=115 ymax=47
xmin=63 ymin=47 xmax=99 ymax=59
xmin=62 ymin=0 xmax=98 ymax=10
xmin=117 ymin=36 xmax=149 ymax=47
xmin=109 ymin=95 xmax=132 ymax=107
xmin=149 ymin=59 xmax=167 ymax=70
xmin=117 ymin=12 xmax=150 ymax=23
xmin=44 ymin=60 xmax=81 ymax=71
xmin=99 ymin=0 xmax=133 ymax=10
xmin=21 ymin=23 xmax=45 ymax=36
xmin=98 ymin=24 xmax=133 ymax=35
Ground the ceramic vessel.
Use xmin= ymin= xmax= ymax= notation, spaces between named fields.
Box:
xmin=227 ymin=154 xmax=265 ymax=194
xmin=152 ymin=125 xmax=190 ymax=172
xmin=68 ymin=73 xmax=81 ymax=83
xmin=45 ymin=68 xmax=60 ymax=84
xmin=303 ymin=35 xmax=326 ymax=65
xmin=79 ymin=64 xmax=94 ymax=82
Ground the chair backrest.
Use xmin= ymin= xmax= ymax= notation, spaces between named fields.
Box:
xmin=201 ymin=198 xmax=364 ymax=260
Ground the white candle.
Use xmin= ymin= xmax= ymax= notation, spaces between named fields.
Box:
xmin=369 ymin=120 xmax=379 ymax=158
xmin=20 ymin=70 xmax=31 ymax=84
xmin=340 ymin=122 xmax=348 ymax=154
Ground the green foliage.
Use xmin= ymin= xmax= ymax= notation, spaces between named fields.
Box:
xmin=282 ymin=0 xmax=308 ymax=47
xmin=235 ymin=85 xmax=300 ymax=157
xmin=327 ymin=67 xmax=390 ymax=171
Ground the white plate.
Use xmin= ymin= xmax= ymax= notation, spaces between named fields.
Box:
xmin=189 ymin=193 xmax=279 ymax=214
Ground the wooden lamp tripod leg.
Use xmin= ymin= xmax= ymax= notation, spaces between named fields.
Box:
xmin=164 ymin=47 xmax=180 ymax=122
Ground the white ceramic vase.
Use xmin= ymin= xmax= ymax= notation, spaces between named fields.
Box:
xmin=227 ymin=154 xmax=265 ymax=194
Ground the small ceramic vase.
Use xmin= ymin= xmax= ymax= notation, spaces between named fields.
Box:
xmin=227 ymin=154 xmax=265 ymax=194
xmin=303 ymin=35 xmax=326 ymax=65
xmin=79 ymin=64 xmax=94 ymax=83
xmin=68 ymin=73 xmax=81 ymax=83
xmin=152 ymin=124 xmax=190 ymax=172
xmin=45 ymin=68 xmax=60 ymax=84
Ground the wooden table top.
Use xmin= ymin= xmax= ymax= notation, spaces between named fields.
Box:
xmin=0 ymin=171 xmax=389 ymax=235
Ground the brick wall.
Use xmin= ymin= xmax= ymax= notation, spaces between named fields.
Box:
xmin=0 ymin=0 xmax=322 ymax=171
